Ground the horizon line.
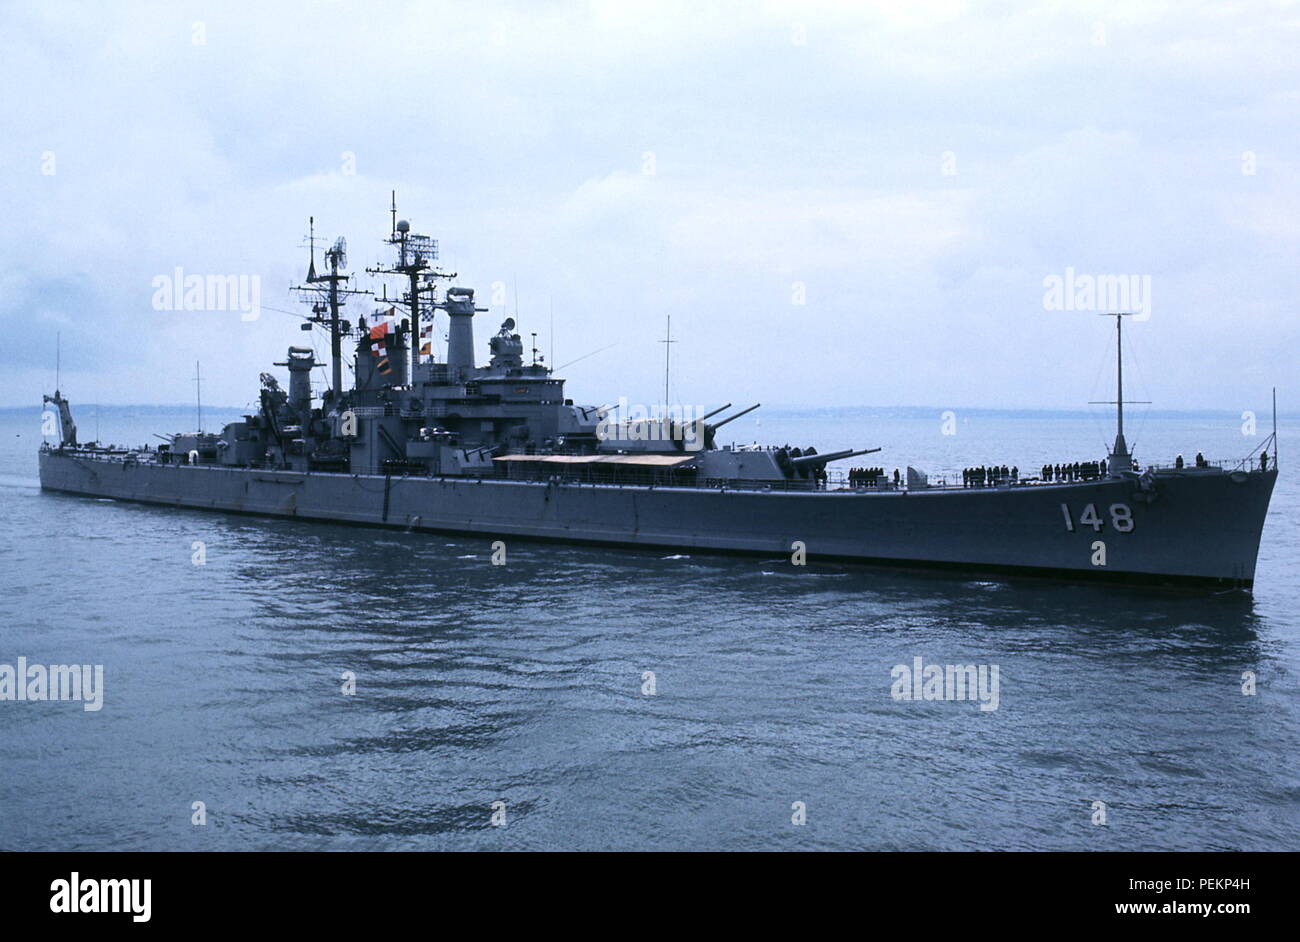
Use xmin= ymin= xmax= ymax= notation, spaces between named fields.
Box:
xmin=3 ymin=402 xmax=1294 ymax=418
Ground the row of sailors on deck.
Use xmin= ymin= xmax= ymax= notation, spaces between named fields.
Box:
xmin=1041 ymin=460 xmax=1106 ymax=481
xmin=1175 ymin=451 xmax=1271 ymax=471
xmin=848 ymin=467 xmax=890 ymax=487
xmin=963 ymin=465 xmax=1018 ymax=487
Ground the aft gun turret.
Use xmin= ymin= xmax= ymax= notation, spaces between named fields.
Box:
xmin=788 ymin=446 xmax=881 ymax=469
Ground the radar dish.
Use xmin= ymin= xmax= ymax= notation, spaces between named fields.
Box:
xmin=503 ymin=317 xmax=516 ymax=331
xmin=329 ymin=236 xmax=347 ymax=271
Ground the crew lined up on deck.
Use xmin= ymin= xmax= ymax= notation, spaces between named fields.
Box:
xmin=847 ymin=467 xmax=903 ymax=487
xmin=849 ymin=449 xmax=1271 ymax=489
xmin=1040 ymin=460 xmax=1106 ymax=482
xmin=962 ymin=465 xmax=1018 ymax=487
xmin=951 ymin=452 xmax=1276 ymax=486
xmin=848 ymin=450 xmax=1276 ymax=489
xmin=848 ymin=467 xmax=885 ymax=487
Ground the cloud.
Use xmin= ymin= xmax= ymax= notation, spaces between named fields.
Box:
xmin=1 ymin=0 xmax=1296 ymax=413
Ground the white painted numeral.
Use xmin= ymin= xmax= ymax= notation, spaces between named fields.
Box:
xmin=1060 ymin=503 xmax=1074 ymax=532
xmin=1060 ymin=502 xmax=1135 ymax=533
xmin=1079 ymin=503 xmax=1103 ymax=532
xmin=1109 ymin=503 xmax=1134 ymax=532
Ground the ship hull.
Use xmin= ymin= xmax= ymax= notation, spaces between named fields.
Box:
xmin=39 ymin=452 xmax=1276 ymax=589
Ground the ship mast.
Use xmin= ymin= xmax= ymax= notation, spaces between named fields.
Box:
xmin=367 ymin=192 xmax=453 ymax=388
xmin=660 ymin=314 xmax=676 ymax=415
xmin=1090 ymin=312 xmax=1149 ymax=474
xmin=293 ymin=217 xmax=367 ymax=401
xmin=1114 ymin=311 xmax=1126 ymax=467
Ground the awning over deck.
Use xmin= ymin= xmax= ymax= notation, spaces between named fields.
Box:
xmin=493 ymin=453 xmax=698 ymax=468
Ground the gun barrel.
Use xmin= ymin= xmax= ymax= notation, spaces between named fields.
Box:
xmin=698 ymin=402 xmax=733 ymax=423
xmin=709 ymin=402 xmax=761 ymax=431
xmin=789 ymin=446 xmax=882 ymax=467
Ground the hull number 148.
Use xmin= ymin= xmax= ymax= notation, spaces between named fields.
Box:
xmin=1060 ymin=503 xmax=1134 ymax=533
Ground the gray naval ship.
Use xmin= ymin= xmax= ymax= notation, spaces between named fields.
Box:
xmin=39 ymin=204 xmax=1279 ymax=590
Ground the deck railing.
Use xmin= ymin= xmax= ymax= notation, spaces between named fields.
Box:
xmin=44 ymin=440 xmax=1277 ymax=490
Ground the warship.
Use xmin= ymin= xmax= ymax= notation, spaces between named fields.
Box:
xmin=39 ymin=202 xmax=1278 ymax=590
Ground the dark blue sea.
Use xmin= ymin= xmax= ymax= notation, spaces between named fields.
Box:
xmin=1 ymin=404 xmax=1296 ymax=850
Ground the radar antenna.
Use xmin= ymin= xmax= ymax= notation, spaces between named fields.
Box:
xmin=328 ymin=236 xmax=347 ymax=272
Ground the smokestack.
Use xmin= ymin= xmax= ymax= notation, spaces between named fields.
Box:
xmin=279 ymin=347 xmax=316 ymax=417
xmin=445 ymin=287 xmax=476 ymax=377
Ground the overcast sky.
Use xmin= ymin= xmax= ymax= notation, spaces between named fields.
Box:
xmin=3 ymin=0 xmax=1297 ymax=415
